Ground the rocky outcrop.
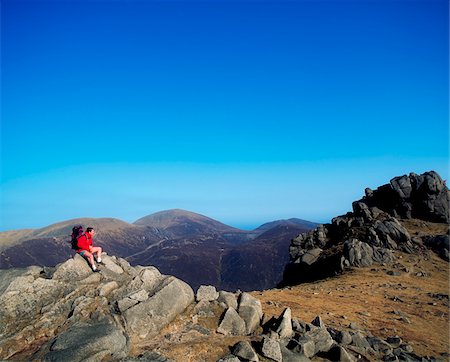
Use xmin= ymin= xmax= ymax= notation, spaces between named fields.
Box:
xmin=364 ymin=171 xmax=449 ymax=223
xmin=0 ymin=253 xmax=194 ymax=361
xmin=283 ymin=171 xmax=449 ymax=286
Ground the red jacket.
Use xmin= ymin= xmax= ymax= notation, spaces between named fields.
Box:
xmin=77 ymin=233 xmax=92 ymax=252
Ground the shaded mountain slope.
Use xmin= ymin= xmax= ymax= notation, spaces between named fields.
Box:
xmin=253 ymin=218 xmax=318 ymax=235
xmin=0 ymin=218 xmax=163 ymax=268
xmin=220 ymin=222 xmax=317 ymax=291
xmin=134 ymin=209 xmax=247 ymax=239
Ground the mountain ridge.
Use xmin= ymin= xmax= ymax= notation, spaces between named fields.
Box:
xmin=1 ymin=209 xmax=317 ymax=242
xmin=0 ymin=209 xmax=318 ymax=291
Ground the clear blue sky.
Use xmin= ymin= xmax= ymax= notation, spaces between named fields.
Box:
xmin=1 ymin=0 xmax=448 ymax=231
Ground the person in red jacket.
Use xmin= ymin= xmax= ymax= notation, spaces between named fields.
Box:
xmin=77 ymin=227 xmax=103 ymax=272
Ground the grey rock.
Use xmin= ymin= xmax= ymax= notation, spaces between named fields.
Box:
xmin=325 ymin=345 xmax=356 ymax=362
xmin=387 ymin=336 xmax=403 ymax=347
xmin=368 ymin=336 xmax=394 ymax=355
xmin=117 ymin=289 xmax=150 ymax=313
xmin=139 ymin=267 xmax=163 ymax=292
xmin=426 ymin=235 xmax=450 ymax=261
xmin=352 ymin=201 xmax=373 ymax=220
xmin=301 ymin=248 xmax=322 ymax=265
xmin=391 ymin=175 xmax=413 ymax=199
xmin=311 ymin=315 xmax=325 ymax=328
xmin=275 ymin=308 xmax=294 ymax=339
xmin=101 ymin=255 xmax=124 ymax=274
xmin=196 ymin=285 xmax=219 ymax=302
xmin=291 ymin=318 xmax=304 ymax=333
xmin=116 ymin=257 xmax=133 ymax=274
xmin=129 ymin=289 xmax=149 ymax=302
xmin=123 ymin=276 xmax=194 ymax=340
xmin=238 ymin=305 xmax=261 ymax=335
xmin=372 ymin=247 xmax=395 ymax=264
xmin=334 ymin=330 xmax=352 ymax=345
xmin=387 ymin=270 xmax=401 ymax=276
xmin=217 ymin=308 xmax=246 ymax=336
xmin=372 ymin=171 xmax=449 ymax=223
xmin=80 ymin=273 xmax=102 ymax=284
xmin=43 ymin=319 xmax=127 ymax=362
xmin=238 ymin=293 xmax=263 ymax=319
xmin=52 ymin=254 xmax=93 ymax=281
xmin=304 ymin=327 xmax=334 ymax=354
xmin=117 ymin=297 xmax=139 ymax=313
xmin=231 ymin=341 xmax=259 ymax=361
xmin=343 ymin=239 xmax=374 ymax=268
xmin=351 ymin=331 xmax=372 ymax=350
xmin=261 ymin=336 xmax=283 ymax=362
xmin=399 ymin=344 xmax=413 ymax=353
xmin=0 ymin=274 xmax=65 ymax=335
xmin=194 ymin=299 xmax=215 ymax=317
xmin=383 ymin=354 xmax=399 ymax=361
xmin=290 ymin=336 xmax=316 ymax=358
xmin=280 ymin=343 xmax=311 ymax=361
xmin=218 ymin=291 xmax=238 ymax=310
xmin=0 ymin=267 xmax=41 ymax=295
xmin=99 ymin=281 xmax=119 ymax=297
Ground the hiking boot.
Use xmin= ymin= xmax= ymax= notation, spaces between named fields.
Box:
xmin=93 ymin=269 xmax=100 ymax=273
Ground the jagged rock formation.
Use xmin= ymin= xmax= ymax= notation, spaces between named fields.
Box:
xmin=364 ymin=171 xmax=449 ymax=223
xmin=283 ymin=171 xmax=449 ymax=286
xmin=0 ymin=254 xmax=193 ymax=361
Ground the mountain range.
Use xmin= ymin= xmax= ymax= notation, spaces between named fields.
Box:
xmin=1 ymin=170 xmax=448 ymax=361
xmin=0 ymin=209 xmax=318 ymax=291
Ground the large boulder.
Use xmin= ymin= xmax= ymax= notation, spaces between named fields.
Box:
xmin=217 ymin=308 xmax=246 ymax=336
xmin=123 ymin=276 xmax=194 ymax=340
xmin=52 ymin=254 xmax=93 ymax=281
xmin=42 ymin=319 xmax=128 ymax=361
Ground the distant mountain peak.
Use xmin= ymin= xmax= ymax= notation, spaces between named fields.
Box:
xmin=133 ymin=209 xmax=244 ymax=234
xmin=254 ymin=218 xmax=319 ymax=235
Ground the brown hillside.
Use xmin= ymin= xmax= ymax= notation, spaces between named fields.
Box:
xmin=252 ymin=250 xmax=449 ymax=358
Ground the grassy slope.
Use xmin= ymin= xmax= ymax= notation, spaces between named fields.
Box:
xmin=253 ymin=250 xmax=449 ymax=358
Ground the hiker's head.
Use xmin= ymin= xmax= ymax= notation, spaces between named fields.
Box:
xmin=86 ymin=227 xmax=95 ymax=235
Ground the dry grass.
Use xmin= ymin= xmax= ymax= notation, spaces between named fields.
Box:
xmin=251 ymin=250 xmax=449 ymax=358
xmin=399 ymin=218 xmax=449 ymax=237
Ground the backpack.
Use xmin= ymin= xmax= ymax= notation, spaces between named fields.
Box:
xmin=71 ymin=225 xmax=84 ymax=250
